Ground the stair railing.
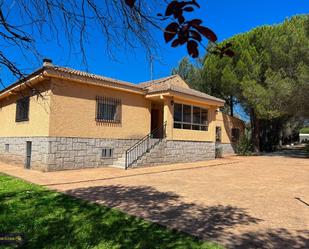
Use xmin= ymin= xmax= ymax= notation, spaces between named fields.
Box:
xmin=125 ymin=121 xmax=167 ymax=169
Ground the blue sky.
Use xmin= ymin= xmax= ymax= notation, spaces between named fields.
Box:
xmin=2 ymin=0 xmax=308 ymax=87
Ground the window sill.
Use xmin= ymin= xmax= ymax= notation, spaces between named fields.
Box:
xmin=96 ymin=119 xmax=120 ymax=123
xmin=15 ymin=119 xmax=29 ymax=123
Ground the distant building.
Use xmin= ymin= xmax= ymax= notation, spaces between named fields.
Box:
xmin=299 ymin=133 xmax=309 ymax=143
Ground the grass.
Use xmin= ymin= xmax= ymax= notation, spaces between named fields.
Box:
xmin=0 ymin=174 xmax=222 ymax=249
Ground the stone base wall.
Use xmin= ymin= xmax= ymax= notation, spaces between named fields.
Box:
xmin=216 ymin=143 xmax=236 ymax=156
xmin=47 ymin=137 xmax=138 ymax=171
xmin=0 ymin=137 xmax=138 ymax=171
xmin=0 ymin=137 xmax=218 ymax=171
xmin=0 ymin=137 xmax=50 ymax=171
xmin=133 ymin=140 xmax=215 ymax=167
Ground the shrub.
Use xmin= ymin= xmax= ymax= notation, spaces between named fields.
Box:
xmin=300 ymin=127 xmax=309 ymax=134
xmin=305 ymin=142 xmax=309 ymax=154
xmin=236 ymin=133 xmax=253 ymax=156
xmin=215 ymin=147 xmax=223 ymax=158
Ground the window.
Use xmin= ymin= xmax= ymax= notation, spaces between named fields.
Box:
xmin=102 ymin=148 xmax=113 ymax=158
xmin=96 ymin=96 xmax=121 ymax=122
xmin=16 ymin=97 xmax=30 ymax=122
xmin=231 ymin=128 xmax=240 ymax=142
xmin=173 ymin=103 xmax=208 ymax=131
xmin=216 ymin=127 xmax=222 ymax=142
xmin=5 ymin=144 xmax=9 ymax=152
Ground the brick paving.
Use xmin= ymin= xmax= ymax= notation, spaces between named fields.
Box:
xmin=1 ymin=155 xmax=309 ymax=248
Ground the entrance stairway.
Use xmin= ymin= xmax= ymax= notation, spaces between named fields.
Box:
xmin=122 ymin=122 xmax=167 ymax=169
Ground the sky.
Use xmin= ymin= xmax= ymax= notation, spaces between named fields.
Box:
xmin=1 ymin=0 xmax=308 ymax=87
xmin=54 ymin=0 xmax=309 ymax=83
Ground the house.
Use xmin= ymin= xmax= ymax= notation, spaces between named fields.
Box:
xmin=0 ymin=59 xmax=245 ymax=171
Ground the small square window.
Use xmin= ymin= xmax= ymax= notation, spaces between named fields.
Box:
xmin=102 ymin=148 xmax=113 ymax=158
xmin=5 ymin=144 xmax=9 ymax=152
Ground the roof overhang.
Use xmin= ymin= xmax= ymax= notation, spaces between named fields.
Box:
xmin=0 ymin=69 xmax=46 ymax=100
xmin=0 ymin=67 xmax=146 ymax=100
xmin=43 ymin=68 xmax=145 ymax=95
xmin=145 ymin=90 xmax=225 ymax=107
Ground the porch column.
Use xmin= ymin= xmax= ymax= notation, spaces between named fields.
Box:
xmin=163 ymin=96 xmax=173 ymax=140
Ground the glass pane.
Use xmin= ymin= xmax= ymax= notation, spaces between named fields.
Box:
xmin=183 ymin=105 xmax=191 ymax=123
xmin=193 ymin=106 xmax=201 ymax=124
xmin=201 ymin=108 xmax=208 ymax=125
xmin=192 ymin=125 xmax=200 ymax=130
xmin=101 ymin=103 xmax=116 ymax=120
xmin=174 ymin=122 xmax=182 ymax=129
xmin=183 ymin=124 xmax=191 ymax=130
xmin=174 ymin=104 xmax=182 ymax=122
xmin=201 ymin=126 xmax=207 ymax=131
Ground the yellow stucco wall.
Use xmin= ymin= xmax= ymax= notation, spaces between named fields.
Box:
xmin=0 ymin=81 xmax=51 ymax=137
xmin=0 ymin=76 xmax=244 ymax=143
xmin=214 ymin=112 xmax=245 ymax=144
xmin=49 ymin=79 xmax=151 ymax=139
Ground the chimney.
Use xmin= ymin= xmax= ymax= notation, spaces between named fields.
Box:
xmin=43 ymin=58 xmax=53 ymax=67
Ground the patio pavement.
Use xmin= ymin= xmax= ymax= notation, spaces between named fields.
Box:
xmin=1 ymin=155 xmax=308 ymax=248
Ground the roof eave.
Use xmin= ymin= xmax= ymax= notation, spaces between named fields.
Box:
xmin=43 ymin=68 xmax=146 ymax=95
xmin=0 ymin=68 xmax=46 ymax=100
xmin=146 ymin=90 xmax=225 ymax=106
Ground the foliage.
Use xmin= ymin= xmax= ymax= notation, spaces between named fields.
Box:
xmin=202 ymin=15 xmax=309 ymax=120
xmin=300 ymin=127 xmax=309 ymax=133
xmin=0 ymin=174 xmax=222 ymax=249
xmin=171 ymin=57 xmax=202 ymax=88
xmin=235 ymin=131 xmax=253 ymax=156
xmin=174 ymin=15 xmax=309 ymax=152
xmin=215 ymin=147 xmax=223 ymax=158
xmin=305 ymin=143 xmax=309 ymax=154
xmin=0 ymin=0 xmax=232 ymax=85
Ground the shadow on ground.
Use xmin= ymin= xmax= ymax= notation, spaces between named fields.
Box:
xmin=66 ymin=184 xmax=309 ymax=248
xmin=263 ymin=146 xmax=309 ymax=159
xmin=67 ymin=185 xmax=259 ymax=240
xmin=230 ymin=229 xmax=309 ymax=249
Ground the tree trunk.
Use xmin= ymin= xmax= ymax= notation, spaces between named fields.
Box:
xmin=250 ymin=108 xmax=260 ymax=153
xmin=230 ymin=95 xmax=234 ymax=117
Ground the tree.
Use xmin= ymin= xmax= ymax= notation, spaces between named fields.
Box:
xmin=171 ymin=57 xmax=202 ymax=88
xmin=176 ymin=15 xmax=309 ymax=152
xmin=0 ymin=0 xmax=232 ymax=89
xmin=208 ymin=15 xmax=309 ymax=151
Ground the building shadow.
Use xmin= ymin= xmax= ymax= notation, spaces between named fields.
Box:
xmin=229 ymin=229 xmax=309 ymax=249
xmin=66 ymin=184 xmax=262 ymax=243
xmin=65 ymin=185 xmax=309 ymax=248
xmin=262 ymin=147 xmax=309 ymax=159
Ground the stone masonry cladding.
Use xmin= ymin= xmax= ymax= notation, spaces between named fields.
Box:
xmin=0 ymin=137 xmax=225 ymax=171
xmin=131 ymin=140 xmax=216 ymax=167
xmin=216 ymin=143 xmax=236 ymax=155
xmin=0 ymin=137 xmax=138 ymax=171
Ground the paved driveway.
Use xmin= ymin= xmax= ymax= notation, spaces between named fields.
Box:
xmin=1 ymin=155 xmax=308 ymax=249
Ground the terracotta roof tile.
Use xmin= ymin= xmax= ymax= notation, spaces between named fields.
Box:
xmin=1 ymin=65 xmax=225 ymax=104
xmin=51 ymin=66 xmax=143 ymax=89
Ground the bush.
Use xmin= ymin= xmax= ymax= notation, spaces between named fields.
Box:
xmin=236 ymin=133 xmax=253 ymax=156
xmin=300 ymin=127 xmax=309 ymax=133
xmin=215 ymin=147 xmax=223 ymax=158
xmin=305 ymin=143 xmax=309 ymax=154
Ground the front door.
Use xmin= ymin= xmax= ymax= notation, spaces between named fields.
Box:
xmin=25 ymin=141 xmax=32 ymax=169
xmin=151 ymin=107 xmax=163 ymax=138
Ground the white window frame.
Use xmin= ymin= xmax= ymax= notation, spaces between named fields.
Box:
xmin=173 ymin=103 xmax=208 ymax=131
